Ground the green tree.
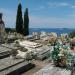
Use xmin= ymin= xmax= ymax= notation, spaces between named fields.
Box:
xmin=23 ymin=8 xmax=29 ymax=36
xmin=16 ymin=3 xmax=23 ymax=34
xmin=69 ymin=31 xmax=75 ymax=38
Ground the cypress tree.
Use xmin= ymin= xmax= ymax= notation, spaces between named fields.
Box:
xmin=23 ymin=8 xmax=29 ymax=36
xmin=16 ymin=3 xmax=23 ymax=34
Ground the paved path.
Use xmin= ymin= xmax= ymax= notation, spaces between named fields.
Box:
xmin=33 ymin=64 xmax=71 ymax=75
xmin=21 ymin=60 xmax=49 ymax=75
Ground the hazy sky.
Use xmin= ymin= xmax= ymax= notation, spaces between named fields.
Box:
xmin=0 ymin=0 xmax=75 ymax=28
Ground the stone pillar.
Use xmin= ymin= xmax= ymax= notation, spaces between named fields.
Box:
xmin=0 ymin=13 xmax=5 ymax=43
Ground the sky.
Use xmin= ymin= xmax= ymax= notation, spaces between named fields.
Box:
xmin=0 ymin=0 xmax=75 ymax=28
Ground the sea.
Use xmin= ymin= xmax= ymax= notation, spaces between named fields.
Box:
xmin=29 ymin=28 xmax=75 ymax=36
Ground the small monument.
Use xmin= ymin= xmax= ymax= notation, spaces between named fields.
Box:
xmin=0 ymin=13 xmax=5 ymax=43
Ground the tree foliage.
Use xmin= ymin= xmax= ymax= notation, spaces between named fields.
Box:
xmin=16 ymin=3 xmax=23 ymax=34
xmin=69 ymin=31 xmax=75 ymax=38
xmin=23 ymin=8 xmax=29 ymax=36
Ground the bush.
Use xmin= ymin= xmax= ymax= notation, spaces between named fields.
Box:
xmin=69 ymin=31 xmax=75 ymax=38
xmin=5 ymin=28 xmax=16 ymax=33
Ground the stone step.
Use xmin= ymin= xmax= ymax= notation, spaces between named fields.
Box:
xmin=0 ymin=57 xmax=35 ymax=75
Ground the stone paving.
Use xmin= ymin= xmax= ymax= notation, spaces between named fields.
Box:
xmin=33 ymin=64 xmax=71 ymax=75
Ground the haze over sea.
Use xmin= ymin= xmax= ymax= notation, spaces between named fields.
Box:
xmin=29 ymin=28 xmax=75 ymax=36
